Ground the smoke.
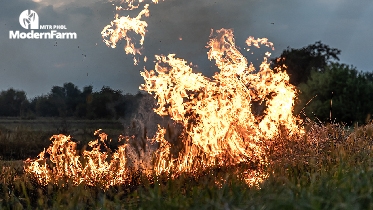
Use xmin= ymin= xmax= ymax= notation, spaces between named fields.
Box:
xmin=119 ymin=93 xmax=182 ymax=142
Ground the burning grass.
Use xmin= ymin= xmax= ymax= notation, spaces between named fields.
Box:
xmin=2 ymin=123 xmax=373 ymax=209
xmin=25 ymin=22 xmax=306 ymax=189
xmin=99 ymin=0 xmax=302 ymax=186
xmin=4 ymin=0 xmax=373 ymax=208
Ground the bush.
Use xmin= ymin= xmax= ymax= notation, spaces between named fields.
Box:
xmin=295 ymin=63 xmax=373 ymax=125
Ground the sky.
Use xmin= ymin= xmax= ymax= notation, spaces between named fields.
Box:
xmin=1 ymin=0 xmax=373 ymax=98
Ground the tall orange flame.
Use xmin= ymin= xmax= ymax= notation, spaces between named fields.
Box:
xmin=101 ymin=4 xmax=150 ymax=65
xmin=25 ymin=0 xmax=302 ymax=188
xmin=140 ymin=29 xmax=300 ymax=175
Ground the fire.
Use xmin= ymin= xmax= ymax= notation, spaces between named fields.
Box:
xmin=115 ymin=0 xmax=161 ymax=10
xmin=101 ymin=4 xmax=149 ymax=65
xmin=140 ymin=28 xmax=299 ymax=176
xmin=102 ymin=0 xmax=164 ymax=65
xmin=24 ymin=129 xmax=158 ymax=188
xmin=25 ymin=0 xmax=302 ymax=188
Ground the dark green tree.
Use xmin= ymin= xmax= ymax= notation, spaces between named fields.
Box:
xmin=272 ymin=41 xmax=341 ymax=86
xmin=91 ymin=86 xmax=124 ymax=119
xmin=63 ymin=82 xmax=82 ymax=116
xmin=75 ymin=85 xmax=93 ymax=118
xmin=49 ymin=86 xmax=67 ymax=116
xmin=0 ymin=88 xmax=28 ymax=116
xmin=31 ymin=83 xmax=86 ymax=117
xmin=296 ymin=63 xmax=373 ymax=125
xmin=0 ymin=83 xmax=134 ymax=119
xmin=33 ymin=95 xmax=54 ymax=117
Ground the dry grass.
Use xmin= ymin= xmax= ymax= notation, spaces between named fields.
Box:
xmin=1 ymin=122 xmax=373 ymax=209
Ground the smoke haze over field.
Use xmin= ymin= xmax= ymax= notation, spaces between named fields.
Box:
xmin=0 ymin=0 xmax=372 ymax=98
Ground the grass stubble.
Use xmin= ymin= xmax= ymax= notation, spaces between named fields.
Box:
xmin=1 ymin=122 xmax=373 ymax=209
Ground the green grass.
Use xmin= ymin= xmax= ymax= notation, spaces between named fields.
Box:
xmin=1 ymin=122 xmax=373 ymax=209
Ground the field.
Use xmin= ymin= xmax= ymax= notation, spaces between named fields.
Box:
xmin=1 ymin=117 xmax=373 ymax=209
xmin=0 ymin=117 xmax=124 ymax=161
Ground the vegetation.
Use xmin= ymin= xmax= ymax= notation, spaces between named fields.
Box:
xmin=0 ymin=42 xmax=372 ymax=209
xmin=0 ymin=120 xmax=124 ymax=160
xmin=1 ymin=123 xmax=373 ymax=209
xmin=272 ymin=41 xmax=373 ymax=125
xmin=0 ymin=83 xmax=145 ymax=120
xmin=272 ymin=41 xmax=341 ymax=86
xmin=1 ymin=42 xmax=372 ymax=124
xmin=295 ymin=63 xmax=373 ymax=124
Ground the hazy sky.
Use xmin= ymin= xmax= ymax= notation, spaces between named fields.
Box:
xmin=1 ymin=0 xmax=373 ymax=98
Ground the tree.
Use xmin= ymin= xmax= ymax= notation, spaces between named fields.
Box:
xmin=295 ymin=63 xmax=373 ymax=125
xmin=0 ymin=88 xmax=28 ymax=116
xmin=49 ymin=86 xmax=67 ymax=116
xmin=63 ymin=82 xmax=82 ymax=116
xmin=272 ymin=41 xmax=341 ymax=86
xmin=31 ymin=83 xmax=86 ymax=117
xmin=90 ymin=86 xmax=124 ymax=119
xmin=75 ymin=85 xmax=93 ymax=118
xmin=33 ymin=95 xmax=53 ymax=117
xmin=47 ymin=82 xmax=83 ymax=117
xmin=0 ymin=83 xmax=135 ymax=119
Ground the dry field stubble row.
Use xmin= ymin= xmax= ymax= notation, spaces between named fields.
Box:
xmin=1 ymin=119 xmax=373 ymax=209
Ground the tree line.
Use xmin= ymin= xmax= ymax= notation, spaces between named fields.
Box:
xmin=0 ymin=41 xmax=372 ymax=125
xmin=0 ymin=83 xmax=144 ymax=120
xmin=272 ymin=41 xmax=373 ymax=125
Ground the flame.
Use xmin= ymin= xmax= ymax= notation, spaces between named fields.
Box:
xmin=24 ymin=129 xmax=159 ymax=189
xmin=25 ymin=0 xmax=302 ymax=189
xmin=140 ymin=28 xmax=300 ymax=178
xmin=114 ymin=0 xmax=161 ymax=10
xmin=102 ymin=0 xmax=164 ymax=64
xmin=101 ymin=4 xmax=149 ymax=57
